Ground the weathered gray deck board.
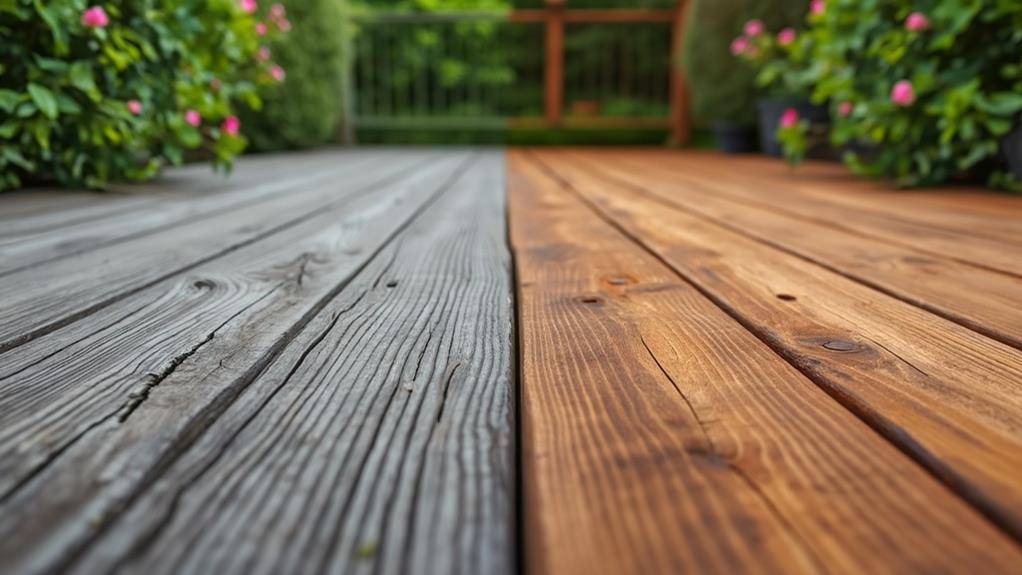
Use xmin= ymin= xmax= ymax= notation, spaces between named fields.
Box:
xmin=0 ymin=150 xmax=514 ymax=575
xmin=0 ymin=150 xmax=380 ymax=276
xmin=0 ymin=151 xmax=442 ymax=352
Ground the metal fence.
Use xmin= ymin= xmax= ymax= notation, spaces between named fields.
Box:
xmin=348 ymin=2 xmax=689 ymax=140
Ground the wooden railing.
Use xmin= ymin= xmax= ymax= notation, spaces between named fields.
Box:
xmin=348 ymin=0 xmax=690 ymax=144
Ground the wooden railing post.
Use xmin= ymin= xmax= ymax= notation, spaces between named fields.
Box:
xmin=545 ymin=0 xmax=566 ymax=127
xmin=669 ymin=0 xmax=691 ymax=145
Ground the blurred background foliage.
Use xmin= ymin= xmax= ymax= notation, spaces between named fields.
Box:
xmin=243 ymin=0 xmax=352 ymax=152
xmin=351 ymin=0 xmax=680 ymax=145
xmin=682 ymin=0 xmax=807 ymax=127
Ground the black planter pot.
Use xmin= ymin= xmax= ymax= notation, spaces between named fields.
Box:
xmin=711 ymin=122 xmax=758 ymax=154
xmin=1002 ymin=127 xmax=1022 ymax=180
xmin=756 ymin=97 xmax=829 ymax=158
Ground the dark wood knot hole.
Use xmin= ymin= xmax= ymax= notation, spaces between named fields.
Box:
xmin=193 ymin=279 xmax=215 ymax=290
xmin=776 ymin=294 xmax=797 ymax=302
xmin=822 ymin=340 xmax=858 ymax=352
xmin=579 ymin=296 xmax=602 ymax=304
xmin=386 ymin=280 xmax=398 ymax=288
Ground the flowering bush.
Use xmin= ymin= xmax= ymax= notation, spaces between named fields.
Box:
xmin=0 ymin=0 xmax=290 ymax=190
xmin=682 ymin=0 xmax=809 ymax=128
xmin=731 ymin=17 xmax=816 ymax=99
xmin=242 ymin=0 xmax=351 ymax=152
xmin=772 ymin=0 xmax=1022 ymax=188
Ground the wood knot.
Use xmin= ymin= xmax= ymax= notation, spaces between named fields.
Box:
xmin=386 ymin=280 xmax=398 ymax=288
xmin=776 ymin=293 xmax=797 ymax=302
xmin=192 ymin=279 xmax=215 ymax=290
xmin=578 ymin=296 xmax=602 ymax=305
xmin=603 ymin=274 xmax=635 ymax=286
xmin=822 ymin=339 xmax=859 ymax=352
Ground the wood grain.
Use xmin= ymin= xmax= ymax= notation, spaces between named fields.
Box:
xmin=0 ymin=152 xmax=492 ymax=573
xmin=528 ymin=149 xmax=1022 ymax=539
xmin=67 ymin=152 xmax=514 ymax=575
xmin=509 ymin=151 xmax=1022 ymax=574
xmin=593 ymin=149 xmax=1022 ymax=276
xmin=0 ymin=151 xmax=381 ymax=276
xmin=0 ymin=151 xmax=441 ymax=352
xmin=558 ymin=150 xmax=1022 ymax=349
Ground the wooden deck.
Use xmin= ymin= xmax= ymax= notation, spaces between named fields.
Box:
xmin=1 ymin=148 xmax=1020 ymax=573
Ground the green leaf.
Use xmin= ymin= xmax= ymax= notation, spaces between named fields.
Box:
xmin=34 ymin=56 xmax=68 ymax=73
xmin=0 ymin=89 xmax=20 ymax=112
xmin=32 ymin=121 xmax=50 ymax=151
xmin=68 ymin=62 xmax=96 ymax=93
xmin=0 ymin=122 xmax=17 ymax=138
xmin=27 ymin=83 xmax=58 ymax=119
xmin=57 ymin=94 xmax=81 ymax=115
xmin=982 ymin=93 xmax=1022 ymax=116
xmin=2 ymin=148 xmax=35 ymax=171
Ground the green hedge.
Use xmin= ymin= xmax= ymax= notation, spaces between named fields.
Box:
xmin=779 ymin=0 xmax=1022 ymax=188
xmin=681 ymin=0 xmax=805 ymax=127
xmin=242 ymin=0 xmax=351 ymax=152
xmin=0 ymin=0 xmax=286 ymax=191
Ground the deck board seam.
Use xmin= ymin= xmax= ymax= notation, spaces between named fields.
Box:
xmin=522 ymin=150 xmax=1022 ymax=545
xmin=0 ymin=154 xmax=440 ymax=356
xmin=560 ymin=151 xmax=1022 ymax=351
xmin=0 ymin=156 xmax=383 ymax=279
xmin=54 ymin=153 xmax=480 ymax=572
xmin=589 ymin=152 xmax=1022 ymax=280
xmin=601 ymin=152 xmax=1022 ymax=269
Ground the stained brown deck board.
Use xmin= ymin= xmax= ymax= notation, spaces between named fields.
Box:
xmin=528 ymin=150 xmax=1022 ymax=539
xmin=557 ymin=150 xmax=1022 ymax=349
xmin=1 ymin=147 xmax=1020 ymax=574
xmin=509 ymin=151 xmax=1022 ymax=573
xmin=600 ymin=150 xmax=1022 ymax=275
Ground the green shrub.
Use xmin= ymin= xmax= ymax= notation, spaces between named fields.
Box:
xmin=773 ymin=0 xmax=1022 ymax=188
xmin=242 ymin=0 xmax=352 ymax=152
xmin=681 ymin=0 xmax=806 ymax=126
xmin=0 ymin=0 xmax=288 ymax=191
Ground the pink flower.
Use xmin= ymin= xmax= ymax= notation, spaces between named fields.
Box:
xmin=270 ymin=65 xmax=286 ymax=82
xmin=222 ymin=115 xmax=240 ymax=136
xmin=127 ymin=100 xmax=143 ymax=116
xmin=275 ymin=17 xmax=291 ymax=32
xmin=255 ymin=22 xmax=268 ymax=35
xmin=777 ymin=28 xmax=796 ymax=46
xmin=239 ymin=0 xmax=257 ymax=14
xmin=891 ymin=80 xmax=915 ymax=106
xmin=270 ymin=3 xmax=286 ymax=19
xmin=838 ymin=101 xmax=853 ymax=117
xmin=905 ymin=12 xmax=930 ymax=32
xmin=81 ymin=6 xmax=109 ymax=28
xmin=780 ymin=108 xmax=800 ymax=129
xmin=730 ymin=36 xmax=750 ymax=56
xmin=185 ymin=109 xmax=201 ymax=127
xmin=258 ymin=46 xmax=271 ymax=61
xmin=744 ymin=20 xmax=764 ymax=38
xmin=810 ymin=0 xmax=825 ymax=16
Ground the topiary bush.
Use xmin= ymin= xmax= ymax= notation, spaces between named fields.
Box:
xmin=681 ymin=0 xmax=807 ymax=128
xmin=241 ymin=0 xmax=352 ymax=152
xmin=775 ymin=0 xmax=1022 ymax=189
xmin=0 ymin=0 xmax=289 ymax=191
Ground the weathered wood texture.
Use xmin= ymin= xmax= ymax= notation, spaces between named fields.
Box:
xmin=530 ymin=150 xmax=1022 ymax=538
xmin=2 ymin=147 xmax=1020 ymax=574
xmin=509 ymin=150 xmax=1022 ymax=574
xmin=0 ymin=151 xmax=437 ymax=352
xmin=0 ymin=150 xmax=514 ymax=575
